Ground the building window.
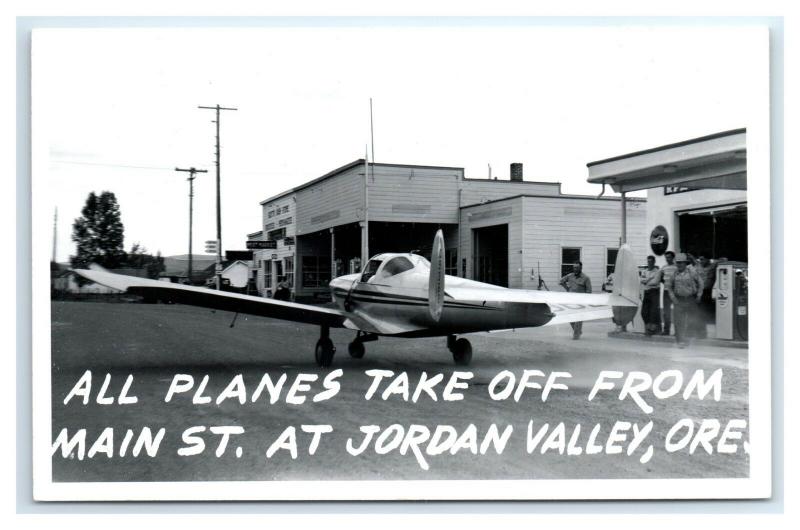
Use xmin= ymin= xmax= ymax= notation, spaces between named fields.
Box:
xmin=268 ymin=210 xmax=275 ymax=218
xmin=445 ymin=248 xmax=458 ymax=276
xmin=282 ymin=205 xmax=289 ymax=214
xmin=267 ymin=227 xmax=286 ymax=241
xmin=264 ymin=222 xmax=275 ymax=231
xmin=606 ymin=248 xmax=619 ymax=277
xmin=284 ymin=257 xmax=294 ymax=288
xmin=278 ymin=217 xmax=293 ymax=227
xmin=561 ymin=247 xmax=582 ymax=278
xmin=302 ymin=256 xmax=331 ymax=288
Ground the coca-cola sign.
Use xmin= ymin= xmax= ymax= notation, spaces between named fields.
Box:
xmin=649 ymin=225 xmax=669 ymax=255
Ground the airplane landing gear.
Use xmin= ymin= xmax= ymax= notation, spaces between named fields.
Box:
xmin=315 ymin=326 xmax=336 ymax=367
xmin=348 ymin=341 xmax=365 ymax=359
xmin=447 ymin=335 xmax=472 ymax=366
xmin=348 ymin=331 xmax=377 ymax=359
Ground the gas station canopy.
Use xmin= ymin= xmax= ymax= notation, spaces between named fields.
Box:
xmin=587 ymin=129 xmax=746 ymax=193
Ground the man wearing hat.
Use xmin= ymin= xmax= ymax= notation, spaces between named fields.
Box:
xmin=560 ymin=261 xmax=592 ymax=339
xmin=664 ymin=253 xmax=704 ymax=348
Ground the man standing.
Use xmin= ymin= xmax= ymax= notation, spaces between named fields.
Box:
xmin=273 ymin=276 xmax=291 ymax=301
xmin=640 ymin=255 xmax=661 ymax=336
xmin=659 ymin=250 xmax=678 ymax=335
xmin=664 ymin=253 xmax=703 ymax=348
xmin=560 ymin=261 xmax=592 ymax=339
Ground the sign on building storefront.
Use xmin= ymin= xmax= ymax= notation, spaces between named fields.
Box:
xmin=246 ymin=240 xmax=277 ymax=250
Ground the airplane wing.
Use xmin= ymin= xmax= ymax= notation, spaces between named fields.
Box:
xmin=539 ymin=305 xmax=614 ymax=327
xmin=444 ymin=286 xmax=637 ymax=307
xmin=443 ymin=243 xmax=641 ymax=327
xmin=443 ymin=287 xmax=636 ymax=327
xmin=72 ymin=268 xmax=347 ymax=328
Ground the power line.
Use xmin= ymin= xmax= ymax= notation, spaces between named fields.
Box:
xmin=51 ymin=160 xmax=174 ymax=171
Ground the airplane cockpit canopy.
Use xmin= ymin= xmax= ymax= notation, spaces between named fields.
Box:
xmin=382 ymin=256 xmax=414 ymax=277
xmin=360 ymin=253 xmax=428 ymax=283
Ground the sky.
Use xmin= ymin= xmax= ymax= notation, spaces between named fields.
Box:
xmin=33 ymin=23 xmax=767 ymax=261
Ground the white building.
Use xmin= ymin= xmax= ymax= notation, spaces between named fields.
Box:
xmin=587 ymin=128 xmax=748 ymax=341
xmin=250 ymin=159 xmax=648 ymax=300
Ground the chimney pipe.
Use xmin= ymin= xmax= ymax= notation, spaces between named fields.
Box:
xmin=510 ymin=162 xmax=523 ymax=181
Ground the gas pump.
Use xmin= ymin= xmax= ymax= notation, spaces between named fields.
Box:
xmin=715 ymin=262 xmax=748 ymax=341
xmin=349 ymin=257 xmax=362 ymax=275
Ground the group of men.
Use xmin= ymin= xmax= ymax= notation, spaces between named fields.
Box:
xmin=640 ymin=250 xmax=716 ymax=348
xmin=559 ymin=252 xmax=717 ymax=347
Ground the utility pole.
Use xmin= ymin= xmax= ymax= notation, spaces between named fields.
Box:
xmin=175 ymin=167 xmax=207 ymax=284
xmin=52 ymin=207 xmax=58 ymax=263
xmin=198 ymin=104 xmax=237 ymax=289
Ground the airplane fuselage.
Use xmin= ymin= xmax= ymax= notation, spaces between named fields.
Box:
xmin=328 ymin=256 xmax=553 ymax=337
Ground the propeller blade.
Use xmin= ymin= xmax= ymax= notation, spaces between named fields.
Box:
xmin=611 ymin=244 xmax=640 ymax=326
xmin=428 ymin=229 xmax=445 ymax=322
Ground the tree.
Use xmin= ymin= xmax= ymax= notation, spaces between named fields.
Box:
xmin=126 ymin=243 xmax=165 ymax=279
xmin=70 ymin=191 xmax=126 ymax=270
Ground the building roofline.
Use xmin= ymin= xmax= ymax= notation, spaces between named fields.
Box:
xmin=460 ymin=193 xmax=647 ymax=209
xmin=247 ymin=230 xmax=263 ymax=238
xmin=374 ymin=161 xmax=464 ymax=171
xmin=260 ymin=159 xmax=467 ymax=206
xmin=461 ymin=177 xmax=562 ymax=188
xmin=260 ymin=159 xmax=364 ymax=205
xmin=586 ymin=128 xmax=747 ymax=168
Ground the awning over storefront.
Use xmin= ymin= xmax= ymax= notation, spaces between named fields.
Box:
xmin=587 ymin=129 xmax=747 ymax=193
xmin=675 ymin=202 xmax=747 ymax=217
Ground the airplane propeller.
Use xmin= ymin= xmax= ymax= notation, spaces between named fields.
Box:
xmin=428 ymin=229 xmax=446 ymax=322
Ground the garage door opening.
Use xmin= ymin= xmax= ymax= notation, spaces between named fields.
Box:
xmin=678 ymin=203 xmax=747 ymax=262
xmin=473 ymin=224 xmax=508 ymax=287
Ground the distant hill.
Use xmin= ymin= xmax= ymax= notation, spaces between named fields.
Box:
xmin=162 ymin=254 xmax=217 ymax=276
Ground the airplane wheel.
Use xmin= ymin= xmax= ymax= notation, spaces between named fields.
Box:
xmin=315 ymin=338 xmax=336 ymax=367
xmin=451 ymin=338 xmax=472 ymax=366
xmin=348 ymin=341 xmax=365 ymax=359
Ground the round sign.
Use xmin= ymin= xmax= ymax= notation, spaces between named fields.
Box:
xmin=649 ymin=225 xmax=669 ymax=256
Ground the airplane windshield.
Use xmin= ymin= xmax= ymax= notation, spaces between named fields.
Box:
xmin=360 ymin=259 xmax=382 ymax=282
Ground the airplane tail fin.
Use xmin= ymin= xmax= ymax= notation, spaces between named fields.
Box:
xmin=611 ymin=244 xmax=640 ymax=325
xmin=428 ymin=229 xmax=445 ymax=322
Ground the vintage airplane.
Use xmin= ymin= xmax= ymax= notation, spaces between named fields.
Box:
xmin=73 ymin=230 xmax=640 ymax=367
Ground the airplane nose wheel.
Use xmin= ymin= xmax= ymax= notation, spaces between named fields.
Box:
xmin=448 ymin=335 xmax=472 ymax=366
xmin=315 ymin=326 xmax=336 ymax=367
xmin=348 ymin=341 xmax=365 ymax=359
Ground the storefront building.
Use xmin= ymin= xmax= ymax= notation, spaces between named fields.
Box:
xmin=587 ymin=128 xmax=748 ymax=341
xmin=250 ymin=159 xmax=648 ymax=299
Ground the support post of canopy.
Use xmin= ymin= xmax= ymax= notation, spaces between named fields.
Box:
xmin=330 ymin=227 xmax=336 ymax=280
xmin=620 ymin=191 xmax=627 ymax=245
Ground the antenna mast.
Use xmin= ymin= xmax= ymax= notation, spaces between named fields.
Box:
xmin=52 ymin=207 xmax=57 ymax=263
